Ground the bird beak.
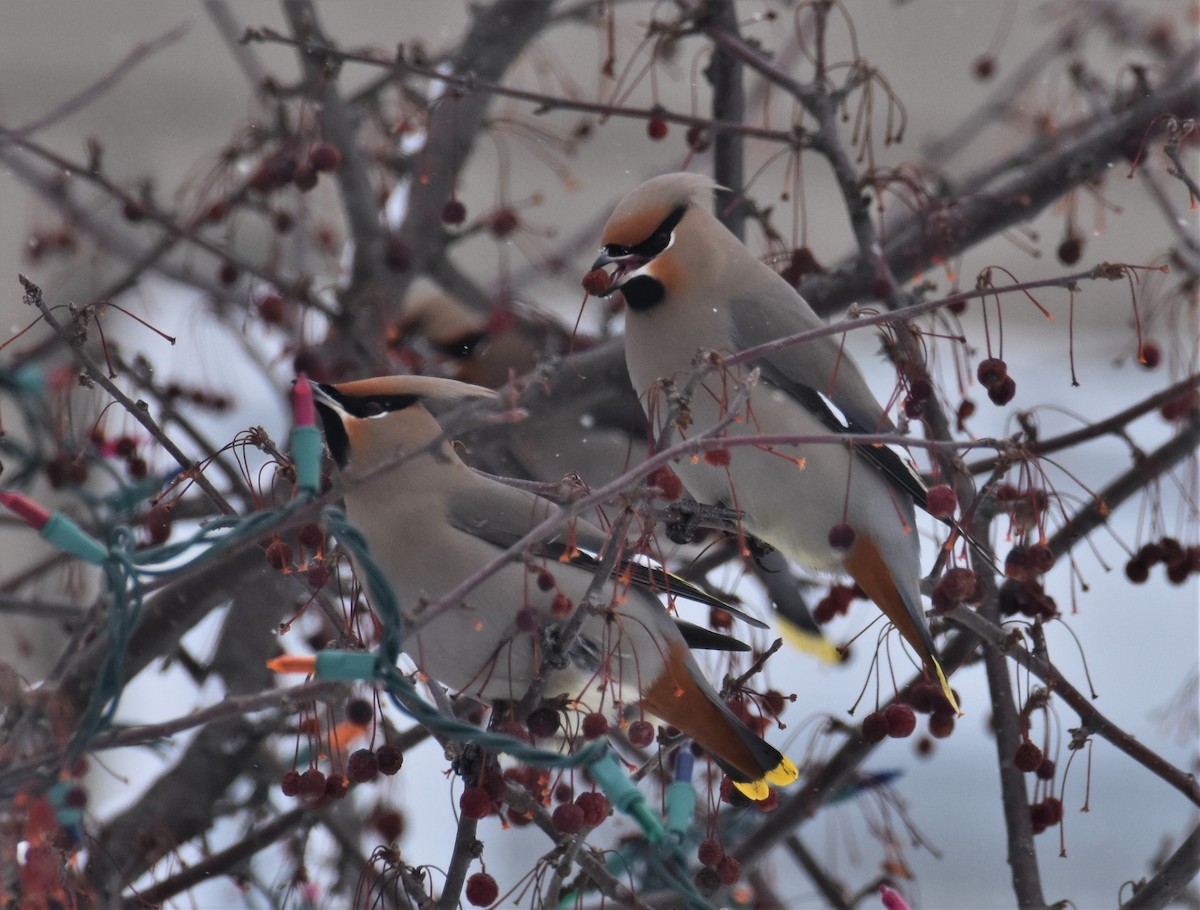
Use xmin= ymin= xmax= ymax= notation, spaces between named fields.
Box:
xmin=591 ymin=249 xmax=623 ymax=270
xmin=591 ymin=247 xmax=646 ymax=297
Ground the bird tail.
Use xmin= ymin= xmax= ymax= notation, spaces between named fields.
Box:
xmin=846 ymin=535 xmax=960 ymax=714
xmin=640 ymin=641 xmax=798 ymax=799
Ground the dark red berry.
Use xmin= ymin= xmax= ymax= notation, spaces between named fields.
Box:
xmin=862 ymin=711 xmax=888 ymax=743
xmin=709 ymin=606 xmax=734 ymax=630
xmin=1027 ymin=543 xmax=1055 ymax=574
xmin=1035 ymin=758 xmax=1056 ymax=780
xmin=442 ymin=199 xmax=467 ymax=225
xmin=581 ymin=712 xmax=608 ymax=739
xmin=346 ymin=698 xmax=374 ymax=726
xmin=1057 ymin=235 xmax=1083 ymax=265
xmin=258 ymin=292 xmax=286 ymax=324
xmin=553 ymin=782 xmax=574 ymax=804
xmin=515 ymin=606 xmax=539 ymax=633
xmin=552 ymin=802 xmax=585 ymax=834
xmin=908 ymin=683 xmax=942 ymax=714
xmin=280 ymin=770 xmax=301 ymax=796
xmin=929 ymin=709 xmax=956 ymax=739
xmin=489 ymin=208 xmax=519 ymax=238
xmin=465 ymin=872 xmax=499 ymax=907
xmin=627 ymin=719 xmax=655 ymax=748
xmin=298 ymin=768 xmax=327 ymax=800
xmin=298 ymin=523 xmax=325 ymax=549
xmin=370 ymin=807 xmax=405 ymax=842
xmin=265 ymin=538 xmax=293 ymax=571
xmin=325 ymin=774 xmax=349 ymax=799
xmin=307 ymin=563 xmax=331 ymax=589
xmin=551 ymin=593 xmax=573 ymax=616
xmin=716 ymin=854 xmax=742 ymax=886
xmin=972 ymin=54 xmax=996 ymax=80
xmin=348 ymin=749 xmax=379 ymax=783
xmin=926 ymin=485 xmax=957 ymax=519
xmin=828 ymin=522 xmax=856 ymax=550
xmin=935 ymin=567 xmax=977 ymax=604
xmin=535 ymin=570 xmax=556 ymax=592
xmin=527 ymin=707 xmax=561 ymax=740
xmin=647 ymin=466 xmax=684 ymax=501
xmin=1138 ymin=341 xmax=1161 ymax=368
xmin=647 ymin=115 xmax=669 ymax=140
xmin=145 ymin=505 xmax=172 ymax=545
xmin=903 ymin=397 xmax=924 ymax=420
xmin=702 ymin=448 xmax=731 ymax=467
xmin=884 ymin=703 xmax=916 ymax=738
xmin=694 ymin=866 xmax=721 ymax=897
xmin=576 ymin=791 xmax=609 ymax=827
xmin=1005 ymin=545 xmax=1032 ymax=581
xmin=218 ymin=261 xmax=240 ymax=286
xmin=909 ymin=378 xmax=933 ymax=401
xmin=1124 ymin=557 xmax=1150 ymax=583
xmin=459 ymin=787 xmax=493 ymax=820
xmin=977 ymin=357 xmax=1008 ymax=389
xmin=1041 ymin=796 xmax=1063 ymax=825
xmin=376 ymin=744 xmax=404 ymax=775
xmin=987 ymin=375 xmax=1017 ymax=406
xmin=698 ymin=837 xmax=724 ymax=867
xmin=1014 ymin=740 xmax=1043 ymax=773
xmin=308 ymin=143 xmax=342 ymax=172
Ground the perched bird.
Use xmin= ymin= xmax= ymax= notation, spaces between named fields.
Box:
xmin=311 ymin=374 xmax=797 ymax=797
xmin=590 ymin=173 xmax=954 ymax=704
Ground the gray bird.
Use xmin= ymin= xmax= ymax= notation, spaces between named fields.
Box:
xmin=312 ymin=374 xmax=798 ymax=797
xmin=591 ymin=173 xmax=955 ymax=706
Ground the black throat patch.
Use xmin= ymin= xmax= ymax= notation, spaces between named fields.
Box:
xmin=620 ymin=274 xmax=666 ymax=311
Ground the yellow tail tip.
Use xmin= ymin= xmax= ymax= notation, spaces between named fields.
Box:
xmin=732 ymin=778 xmax=770 ymax=800
xmin=778 ymin=623 xmax=844 ymax=664
xmin=765 ymin=756 xmax=799 ymax=787
xmin=932 ymin=659 xmax=961 ymax=715
xmin=267 ymin=654 xmax=317 ymax=675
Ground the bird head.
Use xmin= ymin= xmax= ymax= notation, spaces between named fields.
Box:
xmin=311 ymin=375 xmax=496 ymax=472
xmin=592 ymin=172 xmax=722 ymax=311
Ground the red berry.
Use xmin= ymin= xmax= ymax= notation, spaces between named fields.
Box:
xmin=716 ymin=854 xmax=742 ymax=886
xmin=987 ymin=375 xmax=1017 ymax=406
xmin=325 ymin=774 xmax=349 ymax=799
xmin=376 ymin=744 xmax=404 ymax=775
xmin=552 ymin=802 xmax=585 ymax=834
xmin=298 ymin=523 xmax=325 ymax=549
xmin=1005 ymin=546 xmax=1032 ymax=581
xmin=935 ymin=567 xmax=977 ymax=604
xmin=348 ymin=749 xmax=379 ymax=783
xmin=884 ymin=703 xmax=916 ymax=738
xmin=581 ymin=712 xmax=609 ymax=739
xmin=442 ymin=199 xmax=467 ymax=225
xmin=265 ymin=538 xmax=293 ymax=571
xmin=827 ymin=522 xmax=856 ymax=550
xmin=908 ymin=682 xmax=942 ymax=714
xmin=647 ymin=115 xmax=669 ymax=140
xmin=903 ymin=397 xmax=924 ymax=420
xmin=1027 ymin=543 xmax=1055 ymax=574
xmin=709 ymin=606 xmax=733 ymax=631
xmin=576 ymin=791 xmax=609 ymax=827
xmin=489 ymin=208 xmax=519 ymax=238
xmin=698 ymin=838 xmax=724 ymax=867
xmin=647 ymin=467 xmax=684 ymax=501
xmin=702 ymin=448 xmax=731 ymax=467
xmin=535 ymin=570 xmax=556 ymax=592
xmin=465 ymin=872 xmax=499 ymax=907
xmin=1124 ymin=557 xmax=1150 ymax=583
xmin=1057 ymin=235 xmax=1083 ymax=265
xmin=553 ymin=782 xmax=574 ymax=804
xmin=926 ymin=484 xmax=957 ymax=519
xmin=861 ymin=711 xmax=888 ymax=743
xmin=627 ymin=719 xmax=655 ymax=748
xmin=581 ymin=267 xmax=611 ymax=296
xmin=459 ymin=787 xmax=493 ymax=820
xmin=928 ymin=709 xmax=956 ymax=739
xmin=258 ymin=292 xmax=286 ymax=324
xmin=1138 ymin=342 xmax=1161 ymax=369
xmin=694 ymin=866 xmax=721 ymax=896
xmin=527 ymin=707 xmax=561 ymax=739
xmin=307 ymin=563 xmax=331 ymax=589
xmin=1036 ymin=758 xmax=1056 ymax=780
xmin=298 ymin=768 xmax=327 ymax=800
xmin=145 ymin=505 xmax=172 ymax=545
xmin=308 ymin=143 xmax=342 ymax=172
xmin=1041 ymin=796 xmax=1063 ymax=825
xmin=280 ymin=770 xmax=301 ymax=796
xmin=551 ymin=593 xmax=573 ymax=616
xmin=346 ymin=698 xmax=374 ymax=726
xmin=1014 ymin=740 xmax=1043 ymax=773
xmin=977 ymin=357 xmax=1008 ymax=389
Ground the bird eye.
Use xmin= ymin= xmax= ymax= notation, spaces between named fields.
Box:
xmin=362 ymin=401 xmax=384 ymax=417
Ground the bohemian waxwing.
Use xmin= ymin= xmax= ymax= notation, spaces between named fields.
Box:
xmin=591 ymin=173 xmax=955 ymax=704
xmin=311 ymin=374 xmax=797 ymax=797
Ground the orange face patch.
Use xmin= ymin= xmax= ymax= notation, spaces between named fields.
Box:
xmin=602 ymin=205 xmax=674 ymax=249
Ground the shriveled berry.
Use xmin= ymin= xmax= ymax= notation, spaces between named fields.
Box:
xmin=1027 ymin=543 xmax=1055 ymax=574
xmin=376 ymin=744 xmax=404 ymax=775
xmin=582 ymin=267 xmax=611 ymax=296
xmin=459 ymin=787 xmax=493 ymax=820
xmin=465 ymin=872 xmax=499 ymax=907
xmin=1124 ymin=557 xmax=1150 ymax=583
xmin=307 ymin=563 xmax=331 ymax=589
xmin=308 ymin=143 xmax=342 ymax=172
xmin=442 ymin=199 xmax=467 ymax=225
xmin=1035 ymin=758 xmax=1056 ymax=780
xmin=987 ymin=375 xmax=1017 ymax=406
xmin=552 ymin=802 xmax=585 ymax=834
xmin=926 ymin=485 xmax=957 ymax=519
xmin=581 ymin=712 xmax=609 ymax=740
xmin=1040 ymin=796 xmax=1063 ymax=825
xmin=929 ymin=709 xmax=956 ymax=739
xmin=576 ymin=791 xmax=609 ymax=827
xmin=698 ymin=837 xmax=724 ymax=867
xmin=716 ymin=854 xmax=742 ymax=886
xmin=627 ymin=719 xmax=655 ymax=748
xmin=828 ymin=522 xmax=855 ymax=550
xmin=647 ymin=466 xmax=684 ymax=501
xmin=325 ymin=774 xmax=349 ymax=799
xmin=298 ymin=523 xmax=325 ymax=549
xmin=977 ymin=357 xmax=1008 ymax=389
xmin=935 ymin=567 xmax=977 ymax=605
xmin=1014 ymin=740 xmax=1043 ymax=773
xmin=1004 ymin=546 xmax=1032 ymax=581
xmin=861 ymin=711 xmax=888 ymax=743
xmin=348 ymin=749 xmax=379 ymax=783
xmin=280 ymin=770 xmax=301 ymax=796
xmin=884 ymin=703 xmax=916 ymax=738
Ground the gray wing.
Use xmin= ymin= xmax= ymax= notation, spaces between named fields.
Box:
xmin=727 ymin=290 xmax=928 ymax=509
